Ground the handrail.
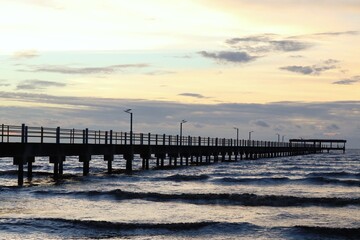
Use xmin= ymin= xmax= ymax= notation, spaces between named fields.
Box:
xmin=0 ymin=123 xmax=321 ymax=148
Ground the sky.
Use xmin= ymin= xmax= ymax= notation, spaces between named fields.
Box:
xmin=0 ymin=0 xmax=359 ymax=148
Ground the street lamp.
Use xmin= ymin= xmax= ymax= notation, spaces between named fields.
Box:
xmin=180 ymin=120 xmax=187 ymax=146
xmin=234 ymin=127 xmax=239 ymax=146
xmin=248 ymin=131 xmax=254 ymax=141
xmin=276 ymin=133 xmax=280 ymax=143
xmin=124 ymin=109 xmax=133 ymax=145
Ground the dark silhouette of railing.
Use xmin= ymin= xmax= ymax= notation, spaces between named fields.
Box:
xmin=0 ymin=124 xmax=346 ymax=186
xmin=1 ymin=124 xmax=297 ymax=148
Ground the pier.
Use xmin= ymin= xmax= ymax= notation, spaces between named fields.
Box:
xmin=0 ymin=124 xmax=346 ymax=186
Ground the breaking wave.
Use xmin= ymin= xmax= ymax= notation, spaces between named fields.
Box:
xmin=215 ymin=176 xmax=360 ymax=187
xmin=162 ymin=174 xmax=210 ymax=182
xmin=1 ymin=218 xmax=359 ymax=239
xmin=34 ymin=189 xmax=360 ymax=207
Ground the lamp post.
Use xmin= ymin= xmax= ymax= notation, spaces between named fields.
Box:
xmin=180 ymin=120 xmax=187 ymax=146
xmin=249 ymin=131 xmax=254 ymax=141
xmin=276 ymin=133 xmax=280 ymax=143
xmin=234 ymin=127 xmax=239 ymax=146
xmin=124 ymin=109 xmax=133 ymax=173
xmin=124 ymin=109 xmax=133 ymax=145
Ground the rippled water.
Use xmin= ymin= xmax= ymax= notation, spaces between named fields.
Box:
xmin=0 ymin=150 xmax=359 ymax=239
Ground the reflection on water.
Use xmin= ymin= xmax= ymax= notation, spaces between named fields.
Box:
xmin=0 ymin=150 xmax=359 ymax=239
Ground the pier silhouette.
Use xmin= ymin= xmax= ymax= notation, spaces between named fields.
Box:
xmin=0 ymin=124 xmax=346 ymax=186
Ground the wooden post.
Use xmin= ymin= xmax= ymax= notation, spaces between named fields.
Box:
xmin=110 ymin=130 xmax=113 ymax=145
xmin=40 ymin=127 xmax=43 ymax=143
xmin=27 ymin=156 xmax=34 ymax=181
xmin=83 ymin=160 xmax=90 ymax=176
xmin=54 ymin=160 xmax=59 ymax=179
xmin=56 ymin=127 xmax=60 ymax=144
xmin=59 ymin=156 xmax=64 ymax=175
xmin=142 ymin=158 xmax=146 ymax=169
xmin=104 ymin=155 xmax=113 ymax=173
xmin=18 ymin=158 xmax=24 ymax=186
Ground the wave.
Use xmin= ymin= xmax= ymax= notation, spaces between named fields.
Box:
xmin=1 ymin=217 xmax=359 ymax=239
xmin=217 ymin=177 xmax=290 ymax=184
xmin=162 ymin=174 xmax=210 ymax=182
xmin=34 ymin=189 xmax=360 ymax=207
xmin=0 ymin=170 xmax=18 ymax=176
xmin=215 ymin=176 xmax=360 ymax=187
xmin=304 ymin=177 xmax=360 ymax=187
xmin=295 ymin=225 xmax=360 ymax=238
xmin=306 ymin=171 xmax=360 ymax=178
xmin=0 ymin=217 xmax=255 ymax=233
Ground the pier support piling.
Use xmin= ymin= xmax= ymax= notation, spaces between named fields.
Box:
xmin=17 ymin=159 xmax=24 ymax=186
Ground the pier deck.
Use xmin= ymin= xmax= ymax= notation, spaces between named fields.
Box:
xmin=0 ymin=124 xmax=346 ymax=186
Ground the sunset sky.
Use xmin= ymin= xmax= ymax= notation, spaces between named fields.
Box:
xmin=0 ymin=0 xmax=359 ymax=147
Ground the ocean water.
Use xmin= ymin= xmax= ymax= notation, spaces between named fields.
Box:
xmin=0 ymin=150 xmax=359 ymax=239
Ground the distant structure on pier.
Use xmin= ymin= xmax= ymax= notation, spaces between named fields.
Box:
xmin=289 ymin=139 xmax=346 ymax=153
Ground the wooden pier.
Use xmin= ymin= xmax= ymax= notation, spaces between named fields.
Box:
xmin=0 ymin=124 xmax=346 ymax=186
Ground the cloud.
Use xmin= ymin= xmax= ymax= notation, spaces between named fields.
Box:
xmin=198 ymin=51 xmax=256 ymax=64
xmin=145 ymin=70 xmax=176 ymax=76
xmin=226 ymin=35 xmax=311 ymax=53
xmin=280 ymin=59 xmax=338 ymax=75
xmin=0 ymin=91 xmax=359 ymax=147
xmin=0 ymin=82 xmax=11 ymax=87
xmin=12 ymin=50 xmax=39 ymax=60
xmin=313 ymin=31 xmax=358 ymax=36
xmin=174 ymin=54 xmax=193 ymax=59
xmin=19 ymin=64 xmax=149 ymax=75
xmin=326 ymin=124 xmax=340 ymax=131
xmin=289 ymin=55 xmax=304 ymax=58
xmin=16 ymin=80 xmax=66 ymax=90
xmin=332 ymin=76 xmax=360 ymax=85
xmin=252 ymin=119 xmax=270 ymax=128
xmin=178 ymin=93 xmax=208 ymax=99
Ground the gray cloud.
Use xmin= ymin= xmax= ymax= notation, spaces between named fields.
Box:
xmin=289 ymin=55 xmax=304 ymax=58
xmin=12 ymin=50 xmax=39 ymax=60
xmin=20 ymin=64 xmax=149 ymax=75
xmin=280 ymin=59 xmax=338 ymax=75
xmin=198 ymin=51 xmax=256 ymax=64
xmin=226 ymin=35 xmax=311 ymax=53
xmin=145 ymin=70 xmax=176 ymax=76
xmin=0 ymin=91 xmax=359 ymax=147
xmin=332 ymin=76 xmax=360 ymax=85
xmin=16 ymin=80 xmax=66 ymax=90
xmin=178 ymin=93 xmax=207 ymax=99
xmin=313 ymin=31 xmax=358 ymax=36
xmin=0 ymin=82 xmax=11 ymax=87
xmin=252 ymin=119 xmax=270 ymax=128
xmin=327 ymin=124 xmax=340 ymax=131
xmin=174 ymin=54 xmax=193 ymax=59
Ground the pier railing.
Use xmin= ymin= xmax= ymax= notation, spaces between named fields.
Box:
xmin=0 ymin=124 xmax=308 ymax=148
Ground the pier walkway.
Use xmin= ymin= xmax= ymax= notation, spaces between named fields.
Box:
xmin=0 ymin=124 xmax=346 ymax=186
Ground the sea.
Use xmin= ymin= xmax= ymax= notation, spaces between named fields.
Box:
xmin=0 ymin=149 xmax=359 ymax=239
